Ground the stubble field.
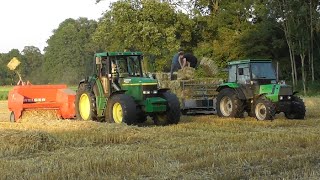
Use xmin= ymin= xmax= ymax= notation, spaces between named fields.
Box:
xmin=0 ymin=97 xmax=320 ymax=179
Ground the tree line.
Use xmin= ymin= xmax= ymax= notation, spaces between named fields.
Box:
xmin=1 ymin=0 xmax=320 ymax=95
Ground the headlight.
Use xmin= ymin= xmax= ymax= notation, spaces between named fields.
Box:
xmin=279 ymin=96 xmax=283 ymax=100
xmin=288 ymin=96 xmax=291 ymax=100
xmin=143 ymin=90 xmax=151 ymax=94
xmin=153 ymin=90 xmax=158 ymax=94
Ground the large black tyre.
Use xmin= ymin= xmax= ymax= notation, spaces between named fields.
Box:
xmin=285 ymin=96 xmax=306 ymax=119
xmin=136 ymin=106 xmax=147 ymax=123
xmin=75 ymin=83 xmax=97 ymax=121
xmin=106 ymin=94 xmax=137 ymax=125
xmin=154 ymin=92 xmax=181 ymax=126
xmin=216 ymin=88 xmax=244 ymax=118
xmin=254 ymin=97 xmax=276 ymax=120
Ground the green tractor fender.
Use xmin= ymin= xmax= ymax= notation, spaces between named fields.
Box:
xmin=158 ymin=88 xmax=170 ymax=94
xmin=217 ymin=83 xmax=247 ymax=100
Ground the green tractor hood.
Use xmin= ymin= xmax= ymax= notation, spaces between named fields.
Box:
xmin=122 ymin=77 xmax=158 ymax=86
xmin=121 ymin=77 xmax=166 ymax=113
xmin=260 ymin=84 xmax=293 ymax=102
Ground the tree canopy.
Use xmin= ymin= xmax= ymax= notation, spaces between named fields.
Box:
xmin=1 ymin=0 xmax=320 ymax=94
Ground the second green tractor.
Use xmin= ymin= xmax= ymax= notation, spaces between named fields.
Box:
xmin=216 ymin=59 xmax=306 ymax=120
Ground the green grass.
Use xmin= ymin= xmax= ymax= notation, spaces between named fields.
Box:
xmin=0 ymin=86 xmax=12 ymax=100
xmin=0 ymin=97 xmax=319 ymax=179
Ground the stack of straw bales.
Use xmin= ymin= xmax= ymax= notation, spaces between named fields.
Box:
xmin=199 ymin=57 xmax=219 ymax=76
xmin=177 ymin=67 xmax=195 ymax=80
xmin=157 ymin=70 xmax=221 ymax=101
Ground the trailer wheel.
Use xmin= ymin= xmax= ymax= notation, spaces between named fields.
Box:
xmin=10 ymin=111 xmax=15 ymax=123
xmin=107 ymin=94 xmax=137 ymax=125
xmin=285 ymin=96 xmax=306 ymax=119
xmin=254 ymin=97 xmax=275 ymax=120
xmin=75 ymin=83 xmax=97 ymax=121
xmin=154 ymin=92 xmax=180 ymax=125
xmin=216 ymin=88 xmax=244 ymax=118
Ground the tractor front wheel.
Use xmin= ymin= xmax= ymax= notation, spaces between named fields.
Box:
xmin=254 ymin=97 xmax=276 ymax=120
xmin=75 ymin=83 xmax=97 ymax=121
xmin=285 ymin=96 xmax=306 ymax=120
xmin=153 ymin=92 xmax=180 ymax=126
xmin=107 ymin=94 xmax=137 ymax=125
xmin=216 ymin=88 xmax=244 ymax=118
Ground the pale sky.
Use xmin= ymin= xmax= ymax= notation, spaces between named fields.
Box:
xmin=0 ymin=0 xmax=115 ymax=53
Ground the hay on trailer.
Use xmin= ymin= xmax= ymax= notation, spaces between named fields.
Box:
xmin=177 ymin=67 xmax=195 ymax=80
xmin=199 ymin=58 xmax=219 ymax=76
xmin=158 ymin=78 xmax=221 ymax=100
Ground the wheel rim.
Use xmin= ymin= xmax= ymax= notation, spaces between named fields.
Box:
xmin=112 ymin=102 xmax=123 ymax=123
xmin=255 ymin=103 xmax=267 ymax=120
xmin=220 ymin=96 xmax=233 ymax=116
xmin=79 ymin=93 xmax=90 ymax=120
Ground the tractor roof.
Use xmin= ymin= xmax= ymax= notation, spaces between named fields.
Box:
xmin=228 ymin=59 xmax=272 ymax=65
xmin=95 ymin=52 xmax=143 ymax=57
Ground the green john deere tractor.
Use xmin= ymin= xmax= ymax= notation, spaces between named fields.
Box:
xmin=216 ymin=59 xmax=306 ymax=120
xmin=75 ymin=51 xmax=180 ymax=125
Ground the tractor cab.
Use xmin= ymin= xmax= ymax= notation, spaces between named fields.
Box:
xmin=94 ymin=52 xmax=145 ymax=93
xmin=228 ymin=59 xmax=277 ymax=86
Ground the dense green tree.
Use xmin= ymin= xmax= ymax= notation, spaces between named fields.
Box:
xmin=43 ymin=18 xmax=98 ymax=84
xmin=20 ymin=46 xmax=44 ymax=83
xmin=0 ymin=49 xmax=23 ymax=85
xmin=93 ymin=0 xmax=186 ymax=71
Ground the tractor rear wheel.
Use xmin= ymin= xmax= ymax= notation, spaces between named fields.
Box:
xmin=154 ymin=92 xmax=180 ymax=126
xmin=107 ymin=94 xmax=137 ymax=125
xmin=216 ymin=88 xmax=244 ymax=118
xmin=285 ymin=96 xmax=306 ymax=119
xmin=254 ymin=97 xmax=276 ymax=120
xmin=75 ymin=83 xmax=97 ymax=121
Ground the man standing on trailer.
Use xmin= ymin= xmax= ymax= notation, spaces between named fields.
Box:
xmin=169 ymin=49 xmax=184 ymax=80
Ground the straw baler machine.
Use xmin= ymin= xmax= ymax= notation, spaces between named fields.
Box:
xmin=6 ymin=57 xmax=76 ymax=122
xmin=8 ymin=84 xmax=76 ymax=122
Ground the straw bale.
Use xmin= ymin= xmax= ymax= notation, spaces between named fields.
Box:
xmin=177 ymin=67 xmax=195 ymax=80
xmin=155 ymin=72 xmax=170 ymax=81
xmin=199 ymin=58 xmax=219 ymax=76
xmin=7 ymin=57 xmax=21 ymax=71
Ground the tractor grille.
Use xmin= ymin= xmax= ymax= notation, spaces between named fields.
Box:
xmin=142 ymin=85 xmax=158 ymax=99
xmin=279 ymin=86 xmax=293 ymax=96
